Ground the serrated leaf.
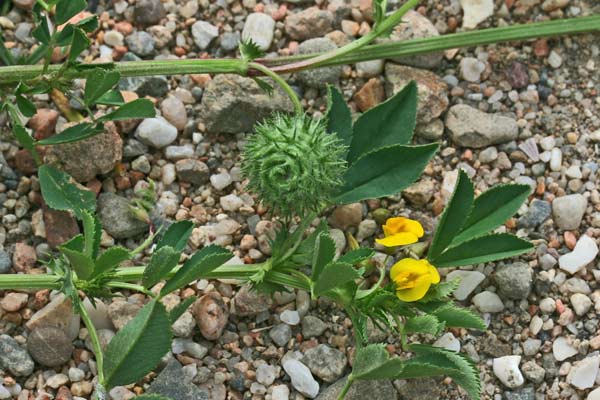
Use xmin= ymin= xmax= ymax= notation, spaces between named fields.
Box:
xmin=13 ymin=124 xmax=35 ymax=152
xmin=431 ymin=233 xmax=533 ymax=268
xmin=69 ymin=28 xmax=89 ymax=62
xmin=143 ymin=246 xmax=181 ymax=289
xmin=419 ymin=279 xmax=460 ymax=303
xmin=312 ymin=233 xmax=336 ymax=282
xmin=156 ymin=221 xmax=194 ymax=252
xmin=416 ymin=302 xmax=486 ymax=330
xmin=373 ymin=0 xmax=387 ymax=26
xmin=347 ymin=81 xmax=417 ymax=164
xmin=38 ymin=164 xmax=96 ymax=219
xmin=103 ymin=299 xmax=172 ymax=387
xmin=290 ymin=220 xmax=328 ymax=266
xmin=84 ymin=69 xmax=121 ymax=106
xmin=95 ymin=90 xmax=125 ymax=106
xmin=16 ymin=95 xmax=36 ymax=117
xmin=59 ymin=246 xmax=94 ymax=280
xmin=161 ymin=245 xmax=233 ymax=296
xmin=239 ymin=39 xmax=265 ymax=61
xmin=93 ymin=247 xmax=131 ymax=277
xmin=252 ymin=77 xmax=273 ymax=95
xmin=55 ymin=0 xmax=87 ymax=25
xmin=32 ymin=17 xmax=51 ymax=45
xmin=98 ymin=98 xmax=155 ymax=121
xmin=335 ymin=143 xmax=439 ymax=204
xmin=404 ymin=314 xmax=443 ymax=335
xmin=451 ymin=184 xmax=531 ymax=245
xmin=352 ymin=344 xmax=405 ymax=380
xmin=37 ymin=122 xmax=104 ymax=145
xmin=313 ymin=262 xmax=362 ymax=296
xmin=338 ymin=248 xmax=374 ymax=265
xmin=169 ymin=296 xmax=196 ymax=322
xmin=62 ymin=233 xmax=84 ymax=252
xmin=428 ymin=170 xmax=474 ymax=261
xmin=326 ymin=85 xmax=353 ymax=150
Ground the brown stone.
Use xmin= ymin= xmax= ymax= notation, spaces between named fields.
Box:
xmin=194 ymin=292 xmax=229 ymax=341
xmin=0 ymin=292 xmax=29 ymax=312
xmin=284 ymin=7 xmax=334 ymax=41
xmin=42 ymin=205 xmax=79 ymax=248
xmin=14 ymin=149 xmax=37 ymax=175
xmin=353 ymin=78 xmax=385 ymax=112
xmin=329 ymin=203 xmax=363 ymax=230
xmin=12 ymin=242 xmax=37 ymax=272
xmin=28 ymin=108 xmax=59 ymax=140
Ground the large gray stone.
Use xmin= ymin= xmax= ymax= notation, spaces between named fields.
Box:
xmin=0 ymin=334 xmax=35 ymax=376
xmin=494 ymin=262 xmax=533 ymax=300
xmin=200 ymin=74 xmax=294 ymax=134
xmin=149 ymin=360 xmax=209 ymax=400
xmin=98 ymin=193 xmax=148 ymax=239
xmin=445 ymin=104 xmax=519 ymax=148
xmin=316 ymin=376 xmax=398 ymax=400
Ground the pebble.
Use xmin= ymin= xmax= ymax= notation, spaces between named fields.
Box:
xmin=191 ymin=21 xmax=218 ymax=50
xmin=459 ymin=57 xmax=486 ymax=82
xmin=493 ymin=356 xmax=524 ymax=388
xmin=566 ymin=355 xmax=599 ymax=389
xmin=242 ymin=13 xmax=275 ymax=51
xmin=256 ymin=364 xmax=278 ymax=386
xmin=103 ymin=30 xmax=124 ymax=47
xmin=161 ymin=96 xmax=188 ymax=131
xmin=494 ymin=263 xmax=532 ymax=299
xmin=522 ymin=339 xmax=542 ymax=356
xmin=0 ymin=385 xmax=10 ymax=400
xmin=194 ymin=292 xmax=228 ymax=341
xmin=220 ymin=194 xmax=244 ymax=212
xmin=282 ymin=359 xmax=319 ymax=399
xmin=552 ymin=194 xmax=587 ymax=230
xmin=553 ymin=337 xmax=578 ymax=361
xmin=46 ymin=373 xmax=69 ymax=389
xmin=302 ymin=315 xmax=328 ymax=338
xmin=175 ymin=159 xmax=210 ymax=185
xmin=272 ymin=385 xmax=290 ymax=400
xmin=125 ymin=31 xmax=155 ymax=57
xmin=210 ymin=172 xmax=233 ymax=190
xmin=296 ymin=38 xmax=342 ymax=87
xmin=445 ymin=104 xmax=519 ymax=148
xmin=280 ymin=310 xmax=301 ymax=326
xmin=0 ymin=249 xmax=11 ymax=273
xmin=446 ymin=270 xmax=485 ymax=301
xmin=558 ymin=234 xmax=598 ymax=274
xmin=0 ymin=292 xmax=28 ymax=312
xmin=165 ymin=144 xmax=194 ymax=160
xmin=134 ymin=0 xmax=165 ymax=26
xmin=27 ymin=326 xmax=73 ymax=367
xmin=284 ymin=7 xmax=334 ymax=41
xmin=0 ymin=334 xmax=35 ymax=376
xmin=98 ymin=193 xmax=148 ymax=239
xmin=570 ymin=293 xmax=592 ymax=316
xmin=549 ymin=148 xmax=562 ymax=171
xmin=459 ymin=0 xmax=494 ymax=29
xmin=472 ymin=291 xmax=504 ymax=313
xmin=303 ymin=344 xmax=347 ymax=382
xmin=548 ymin=50 xmax=563 ymax=68
xmin=270 ymin=324 xmax=292 ymax=347
xmin=433 ymin=332 xmax=461 ymax=352
xmin=135 ymin=117 xmax=178 ymax=148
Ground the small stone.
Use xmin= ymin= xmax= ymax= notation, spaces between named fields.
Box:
xmin=446 ymin=104 xmax=519 ymax=148
xmin=552 ymin=194 xmax=586 ymax=230
xmin=194 ymin=292 xmax=228 ymax=341
xmin=256 ymin=364 xmax=278 ymax=386
xmin=0 ymin=292 xmax=28 ymax=312
xmin=494 ymin=263 xmax=532 ymax=299
xmin=356 ymin=219 xmax=377 ymax=241
xmin=296 ymin=38 xmax=342 ymax=87
xmin=282 ymin=359 xmax=319 ymax=398
xmin=472 ymin=291 xmax=504 ymax=313
xmin=69 ymin=367 xmax=85 ymax=382
xmin=0 ymin=249 xmax=11 ymax=273
xmin=570 ymin=293 xmax=592 ymax=316
xmin=353 ymin=78 xmax=385 ymax=112
xmin=285 ymin=7 xmax=334 ymax=40
xmin=125 ymin=31 xmax=155 ymax=57
xmin=103 ymin=30 xmax=124 ymax=47
xmin=460 ymin=0 xmax=494 ymax=29
xmin=302 ymin=315 xmax=328 ymax=338
xmin=135 ymin=117 xmax=178 ymax=149
xmin=459 ymin=57 xmax=486 ymax=82
xmin=220 ymin=194 xmax=244 ymax=212
xmin=149 ymin=360 xmax=209 ymax=400
xmin=434 ymin=332 xmax=461 ymax=352
xmin=521 ymin=361 xmax=545 ymax=384
xmin=165 ymin=145 xmax=194 ymax=160
xmin=28 ymin=108 xmax=58 ymax=140
xmin=176 ymin=159 xmax=210 ymax=185
xmin=134 ymin=0 xmax=165 ymax=26
xmin=493 ymin=355 xmax=524 ymax=389
xmin=161 ymin=96 xmax=188 ymax=131
xmin=210 ymin=172 xmax=232 ymax=190
xmin=303 ymin=344 xmax=347 ymax=383
xmin=356 ymin=60 xmax=384 ymax=78
xmin=522 ymin=339 xmax=542 ymax=357
xmin=552 ymin=337 xmax=578 ymax=361
xmin=567 ymin=355 xmax=599 ymax=389
xmin=191 ymin=21 xmax=218 ymax=50
xmin=329 ymin=203 xmax=363 ymax=230
xmin=98 ymin=193 xmax=148 ymax=239
xmin=548 ymin=50 xmax=563 ymax=68
xmin=27 ymin=293 xmax=79 ymax=337
xmin=27 ymin=326 xmax=73 ymax=367
xmin=506 ymin=62 xmax=529 ymax=89
xmin=446 ymin=270 xmax=485 ymax=301
xmin=46 ymin=373 xmax=69 ymax=389
xmin=272 ymin=384 xmax=290 ymax=400
xmin=280 ymin=310 xmax=301 ymax=326
xmin=559 ymin=235 xmax=598 ymax=274
xmin=270 ymin=324 xmax=292 ymax=347
xmin=0 ymin=334 xmax=35 ymax=376
xmin=242 ymin=13 xmax=275 ymax=51
xmin=517 ymin=200 xmax=551 ymax=229
xmin=232 ymin=285 xmax=273 ymax=316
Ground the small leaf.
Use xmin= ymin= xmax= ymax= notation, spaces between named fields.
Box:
xmin=347 ymin=81 xmax=418 ymax=164
xmin=38 ymin=164 xmax=96 ymax=218
xmin=161 ymin=245 xmax=233 ymax=296
xmin=403 ymin=314 xmax=443 ymax=335
xmin=13 ymin=125 xmax=36 ymax=152
xmin=416 ymin=301 xmax=486 ymax=330
xmin=16 ymin=95 xmax=36 ymax=117
xmin=156 ymin=221 xmax=194 ymax=252
xmin=311 ymin=233 xmax=336 ymax=282
xmin=37 ymin=123 xmax=103 ymax=145
xmin=55 ymin=0 xmax=87 ymax=25
xmin=338 ymin=248 xmax=374 ymax=265
xmin=61 ymin=233 xmax=85 ymax=252
xmin=335 ymin=143 xmax=439 ymax=204
xmin=69 ymin=28 xmax=90 ymax=62
xmin=352 ymin=344 xmax=405 ymax=380
xmin=99 ymin=98 xmax=155 ymax=121
xmin=54 ymin=24 xmax=75 ymax=46
xmin=252 ymin=77 xmax=273 ymax=95
xmin=59 ymin=247 xmax=94 ymax=280
xmin=32 ymin=17 xmax=51 ymax=45
xmin=326 ymin=85 xmax=353 ymax=150
xmin=169 ymin=296 xmax=197 ymax=322
xmin=103 ymin=299 xmax=172 ymax=387
xmin=0 ymin=34 xmax=16 ymax=65
xmin=80 ymin=210 xmax=100 ymax=258
xmin=419 ymin=279 xmax=460 ymax=303
xmin=431 ymin=233 xmax=533 ymax=268
xmin=452 ymin=184 xmax=531 ymax=245
xmin=290 ymin=220 xmax=328 ymax=266
xmin=84 ymin=69 xmax=121 ymax=106
xmin=239 ymin=39 xmax=265 ymax=61
xmin=427 ymin=170 xmax=474 ymax=261
xmin=93 ymin=247 xmax=131 ymax=277
xmin=313 ymin=262 xmax=362 ymax=296
xmin=143 ymin=246 xmax=181 ymax=289
xmin=75 ymin=15 xmax=98 ymax=32
xmin=95 ymin=90 xmax=125 ymax=106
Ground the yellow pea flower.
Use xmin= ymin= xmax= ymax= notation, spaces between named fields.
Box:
xmin=390 ymin=258 xmax=440 ymax=302
xmin=375 ymin=217 xmax=424 ymax=247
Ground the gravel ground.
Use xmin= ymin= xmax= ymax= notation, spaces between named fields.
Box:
xmin=1 ymin=0 xmax=600 ymax=399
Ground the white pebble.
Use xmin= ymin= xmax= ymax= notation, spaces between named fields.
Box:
xmin=280 ymin=310 xmax=301 ymax=326
xmin=553 ymin=337 xmax=578 ymax=361
xmin=567 ymin=355 xmax=600 ymax=389
xmin=559 ymin=235 xmax=598 ymax=275
xmin=493 ymin=355 xmax=524 ymax=388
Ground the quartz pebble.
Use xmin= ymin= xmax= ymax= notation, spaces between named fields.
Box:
xmin=553 ymin=337 xmax=578 ymax=361
xmin=472 ymin=291 xmax=504 ymax=313
xmin=282 ymin=359 xmax=319 ymax=399
xmin=559 ymin=235 xmax=598 ymax=274
xmin=446 ymin=270 xmax=485 ymax=301
xmin=566 ymin=355 xmax=600 ymax=389
xmin=493 ymin=356 xmax=524 ymax=388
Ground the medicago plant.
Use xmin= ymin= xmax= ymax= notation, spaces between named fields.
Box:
xmin=0 ymin=0 xmax=597 ymax=399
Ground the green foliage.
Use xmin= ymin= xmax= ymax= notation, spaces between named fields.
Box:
xmin=38 ymin=165 xmax=96 ymax=219
xmin=311 ymin=233 xmax=336 ymax=282
xmin=103 ymin=299 xmax=172 ymax=387
xmin=143 ymin=246 xmax=181 ymax=289
xmin=156 ymin=221 xmax=194 ymax=252
xmin=98 ymin=98 xmax=155 ymax=121
xmin=239 ymin=39 xmax=265 ymax=62
xmin=351 ymin=344 xmax=404 ymax=380
xmin=404 ymin=314 xmax=444 ymax=335
xmin=313 ymin=262 xmax=362 ymax=296
xmin=326 ymin=86 xmax=353 ymax=150
xmin=134 ymin=395 xmax=172 ymax=400
xmin=55 ymin=0 xmax=87 ymax=25
xmin=58 ymin=245 xmax=94 ymax=280
xmin=416 ymin=302 xmax=486 ymax=330
xmin=169 ymin=296 xmax=197 ymax=322
xmin=92 ymin=247 xmax=131 ymax=278
xmin=37 ymin=123 xmax=104 ymax=145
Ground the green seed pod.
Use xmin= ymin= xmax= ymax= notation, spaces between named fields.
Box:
xmin=242 ymin=113 xmax=346 ymax=217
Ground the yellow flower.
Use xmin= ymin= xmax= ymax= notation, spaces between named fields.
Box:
xmin=375 ymin=217 xmax=424 ymax=247
xmin=390 ymin=258 xmax=440 ymax=302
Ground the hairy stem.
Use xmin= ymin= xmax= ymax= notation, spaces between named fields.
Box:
xmin=0 ymin=273 xmax=61 ymax=290
xmin=248 ymin=61 xmax=303 ymax=115
xmin=78 ymin=300 xmax=106 ymax=386
xmin=336 ymin=376 xmax=354 ymax=400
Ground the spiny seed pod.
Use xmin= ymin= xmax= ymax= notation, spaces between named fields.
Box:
xmin=242 ymin=113 xmax=346 ymax=217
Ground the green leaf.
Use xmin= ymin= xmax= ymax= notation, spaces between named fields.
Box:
xmin=431 ymin=233 xmax=533 ymax=268
xmin=38 ymin=164 xmax=96 ymax=219
xmin=59 ymin=246 xmax=94 ymax=280
xmin=13 ymin=124 xmax=35 ymax=152
xmin=54 ymin=24 xmax=75 ymax=46
xmin=134 ymin=395 xmax=172 ymax=400
xmin=143 ymin=246 xmax=181 ymax=289
xmin=55 ymin=0 xmax=87 ymax=25
xmin=311 ymin=233 xmax=336 ymax=282
xmin=32 ymin=17 xmax=51 ymax=45
xmin=93 ymin=247 xmax=131 ymax=277
xmin=16 ymin=95 xmax=36 ymax=117
xmin=338 ymin=248 xmax=374 ymax=265
xmin=347 ymin=81 xmax=417 ymax=164
xmin=80 ymin=210 xmax=99 ymax=258
xmin=373 ymin=0 xmax=387 ymax=26
xmin=161 ymin=245 xmax=232 ymax=296
xmin=69 ymin=28 xmax=90 ymax=62
xmin=103 ymin=299 xmax=172 ymax=387
xmin=290 ymin=220 xmax=328 ymax=266
xmin=95 ymin=90 xmax=125 ymax=106
xmin=0 ymin=34 xmax=16 ymax=65
xmin=99 ymin=99 xmax=155 ymax=121
xmin=326 ymin=85 xmax=353 ymax=150
xmin=419 ymin=279 xmax=460 ymax=303
xmin=452 ymin=184 xmax=531 ymax=245
xmin=84 ymin=69 xmax=121 ymax=106
xmin=75 ymin=15 xmax=98 ymax=32
xmin=352 ymin=344 xmax=404 ymax=380
xmin=335 ymin=143 xmax=438 ymax=204
xmin=62 ymin=233 xmax=84 ymax=252
xmin=313 ymin=262 xmax=362 ymax=296
xmin=427 ymin=170 xmax=474 ymax=261
xmin=417 ymin=302 xmax=486 ymax=330
xmin=404 ymin=314 xmax=444 ymax=335
xmin=169 ymin=296 xmax=197 ymax=322
xmin=252 ymin=77 xmax=274 ymax=95
xmin=37 ymin=123 xmax=103 ymax=145
xmin=156 ymin=221 xmax=194 ymax=252
xmin=239 ymin=39 xmax=265 ymax=61
xmin=408 ymin=344 xmax=481 ymax=400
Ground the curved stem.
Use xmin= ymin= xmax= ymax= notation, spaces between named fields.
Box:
xmin=104 ymin=281 xmax=155 ymax=297
xmin=248 ymin=61 xmax=302 ymax=115
xmin=336 ymin=376 xmax=354 ymax=400
xmin=78 ymin=300 xmax=106 ymax=386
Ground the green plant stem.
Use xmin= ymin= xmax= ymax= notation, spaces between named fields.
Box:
xmin=0 ymin=15 xmax=598 ymax=85
xmin=0 ymin=273 xmax=61 ymax=290
xmin=248 ymin=61 xmax=302 ymax=115
xmin=78 ymin=300 xmax=106 ymax=386
xmin=104 ymin=281 xmax=154 ymax=297
xmin=337 ymin=376 xmax=354 ymax=400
